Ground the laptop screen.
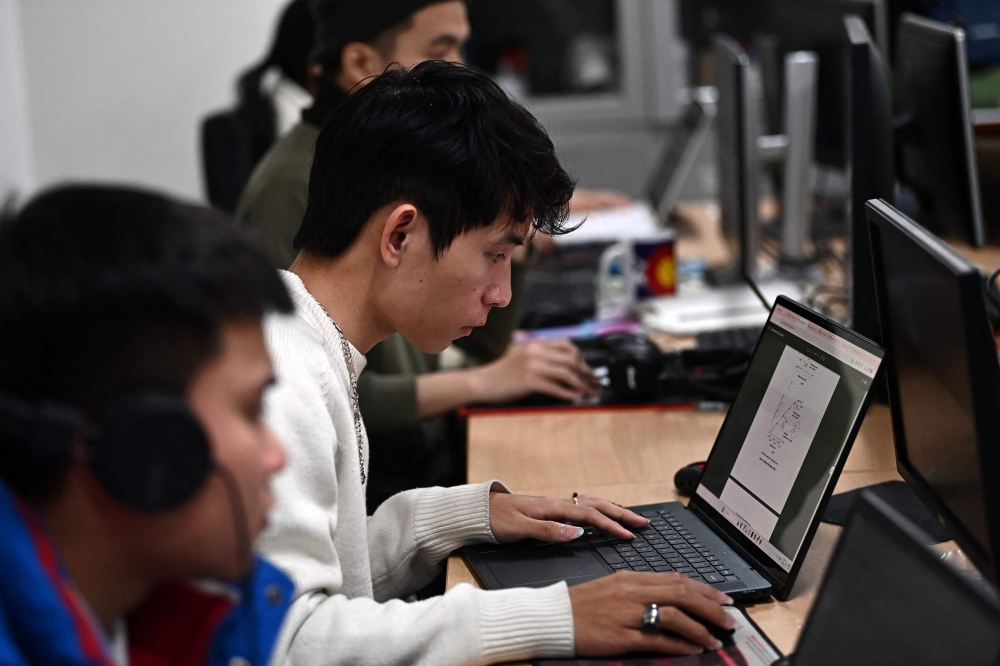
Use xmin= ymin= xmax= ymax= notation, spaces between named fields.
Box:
xmin=694 ymin=300 xmax=884 ymax=578
xmin=794 ymin=493 xmax=1000 ymax=665
xmin=645 ymin=100 xmax=706 ymax=214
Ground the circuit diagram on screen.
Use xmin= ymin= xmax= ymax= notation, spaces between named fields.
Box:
xmin=725 ymin=346 xmax=841 ymax=516
xmin=768 ymin=396 xmax=803 ymax=452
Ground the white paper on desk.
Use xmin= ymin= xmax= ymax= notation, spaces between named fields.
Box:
xmin=556 ymin=202 xmax=664 ymax=245
xmin=726 ymin=606 xmax=782 ymax=666
xmin=726 ymin=346 xmax=839 ymax=529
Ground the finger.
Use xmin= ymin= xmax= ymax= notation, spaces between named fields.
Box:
xmin=534 ymin=344 xmax=596 ymax=382
xmin=577 ymin=496 xmax=648 ymax=528
xmin=644 ymin=576 xmax=734 ymax=631
xmin=545 ymin=503 xmax=636 ymax=540
xmin=569 ymin=346 xmax=594 ymax=377
xmin=536 ymin=362 xmax=593 ymax=395
xmin=530 ymin=380 xmax=586 ymax=402
xmin=528 ymin=344 xmax=584 ymax=371
xmin=527 ymin=361 xmax=591 ymax=397
xmin=628 ymin=568 xmax=733 ymax=604
xmin=527 ymin=519 xmax=587 ymax=543
xmin=654 ymin=605 xmax=723 ymax=652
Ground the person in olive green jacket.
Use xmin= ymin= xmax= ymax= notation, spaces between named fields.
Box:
xmin=237 ymin=0 xmax=625 ymax=510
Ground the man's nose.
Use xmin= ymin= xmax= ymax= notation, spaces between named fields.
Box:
xmin=484 ymin=265 xmax=512 ymax=308
xmin=263 ymin=426 xmax=287 ymax=476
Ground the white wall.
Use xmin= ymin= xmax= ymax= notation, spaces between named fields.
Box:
xmin=0 ymin=0 xmax=34 ymax=204
xmin=18 ymin=0 xmax=289 ymax=202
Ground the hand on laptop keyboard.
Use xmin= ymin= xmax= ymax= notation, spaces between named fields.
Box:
xmin=489 ymin=492 xmax=648 ymax=543
xmin=569 ymin=571 xmax=735 ymax=656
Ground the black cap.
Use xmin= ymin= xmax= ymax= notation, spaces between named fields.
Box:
xmin=310 ymin=0 xmax=446 ymax=67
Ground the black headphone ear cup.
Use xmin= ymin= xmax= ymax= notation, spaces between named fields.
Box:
xmin=88 ymin=394 xmax=212 ymax=513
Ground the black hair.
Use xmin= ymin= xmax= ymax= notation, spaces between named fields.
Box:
xmin=296 ymin=60 xmax=576 ymax=258
xmin=232 ymin=0 xmax=316 ymax=155
xmin=0 ymin=185 xmax=292 ymax=502
xmin=301 ymin=15 xmax=413 ymax=127
xmin=267 ymin=0 xmax=316 ymax=89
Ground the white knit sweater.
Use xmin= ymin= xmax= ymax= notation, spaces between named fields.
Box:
xmin=257 ymin=271 xmax=575 ymax=666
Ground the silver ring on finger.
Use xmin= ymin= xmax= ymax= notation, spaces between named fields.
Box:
xmin=572 ymin=492 xmax=579 ymax=505
xmin=641 ymin=603 xmax=660 ymax=632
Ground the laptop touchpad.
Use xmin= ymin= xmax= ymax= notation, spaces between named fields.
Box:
xmin=482 ymin=541 xmax=608 ymax=588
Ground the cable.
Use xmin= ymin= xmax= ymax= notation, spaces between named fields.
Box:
xmin=213 ymin=464 xmax=260 ymax=665
xmin=214 ymin=464 xmax=252 ymax=571
xmin=744 ymin=273 xmax=773 ymax=311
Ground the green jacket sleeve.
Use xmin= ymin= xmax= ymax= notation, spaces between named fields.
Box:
xmin=454 ymin=259 xmax=528 ymax=363
xmin=234 ymin=175 xmax=306 ymax=270
xmin=356 ymin=371 xmax=420 ymax=436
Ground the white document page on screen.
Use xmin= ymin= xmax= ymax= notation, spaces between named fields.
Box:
xmin=728 ymin=346 xmax=840 ymax=519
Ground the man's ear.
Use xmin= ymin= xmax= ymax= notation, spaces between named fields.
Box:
xmin=339 ymin=42 xmax=386 ymax=88
xmin=306 ymin=64 xmax=325 ymax=97
xmin=379 ymin=204 xmax=419 ymax=268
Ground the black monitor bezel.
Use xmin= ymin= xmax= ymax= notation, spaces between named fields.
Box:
xmin=689 ymin=294 xmax=886 ymax=601
xmin=794 ymin=490 xmax=1000 ymax=662
xmin=844 ymin=14 xmax=894 ymax=346
xmin=866 ymin=198 xmax=1000 ymax=582
xmin=712 ymin=33 xmax=759 ymax=283
xmin=895 ymin=13 xmax=985 ymax=248
xmin=766 ymin=0 xmax=885 ymax=168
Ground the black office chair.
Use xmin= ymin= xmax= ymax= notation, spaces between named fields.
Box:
xmin=200 ymin=63 xmax=277 ymax=214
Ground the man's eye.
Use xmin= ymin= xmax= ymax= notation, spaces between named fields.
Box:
xmin=490 ymin=253 xmax=505 ymax=262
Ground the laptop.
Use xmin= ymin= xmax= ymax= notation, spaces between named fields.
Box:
xmin=639 ymin=278 xmax=803 ymax=335
xmin=465 ymin=296 xmax=885 ymax=602
xmin=555 ymin=91 xmax=716 ymax=247
xmin=787 ymin=491 xmax=1000 ymax=665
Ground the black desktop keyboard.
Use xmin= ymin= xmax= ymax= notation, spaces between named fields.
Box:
xmin=694 ymin=326 xmax=763 ymax=353
xmin=583 ymin=508 xmax=741 ymax=584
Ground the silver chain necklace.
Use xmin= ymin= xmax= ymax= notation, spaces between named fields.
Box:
xmin=316 ymin=306 xmax=367 ymax=485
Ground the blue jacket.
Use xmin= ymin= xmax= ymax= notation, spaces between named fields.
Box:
xmin=0 ymin=480 xmax=293 ymax=665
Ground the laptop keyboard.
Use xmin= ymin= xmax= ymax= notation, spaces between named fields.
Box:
xmin=584 ymin=509 xmax=741 ymax=585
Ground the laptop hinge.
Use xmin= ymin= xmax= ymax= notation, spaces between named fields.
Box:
xmin=689 ymin=500 xmax=777 ymax=594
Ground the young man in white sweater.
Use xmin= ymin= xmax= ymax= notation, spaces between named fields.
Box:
xmin=258 ymin=60 xmax=735 ymax=665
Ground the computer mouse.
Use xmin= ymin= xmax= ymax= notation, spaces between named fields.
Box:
xmin=663 ymin=611 xmax=736 ymax=647
xmin=674 ymin=462 xmax=705 ymax=496
xmin=698 ymin=614 xmax=736 ymax=645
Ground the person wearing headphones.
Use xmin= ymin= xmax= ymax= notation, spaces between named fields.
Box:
xmin=0 ymin=186 xmax=293 ymax=665
xmin=237 ymin=0 xmax=620 ymax=510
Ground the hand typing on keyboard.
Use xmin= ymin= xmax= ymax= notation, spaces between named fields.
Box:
xmin=488 ymin=492 xmax=647 ymax=543
xmin=587 ymin=510 xmax=741 ymax=584
xmin=488 ymin=494 xmax=736 ymax=656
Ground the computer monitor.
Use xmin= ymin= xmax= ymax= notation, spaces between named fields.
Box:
xmin=867 ymin=198 xmax=1000 ymax=582
xmin=844 ymin=15 xmax=894 ymax=345
xmin=713 ymin=34 xmax=760 ymax=284
xmin=766 ymin=0 xmax=888 ymax=168
xmin=645 ymin=91 xmax=715 ymax=222
xmin=896 ymin=13 xmax=985 ymax=248
xmin=793 ymin=491 xmax=1000 ymax=664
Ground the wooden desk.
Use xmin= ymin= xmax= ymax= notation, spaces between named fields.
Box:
xmin=446 ymin=202 xmax=984 ymax=661
xmin=446 ymin=405 xmax=908 ymax=658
